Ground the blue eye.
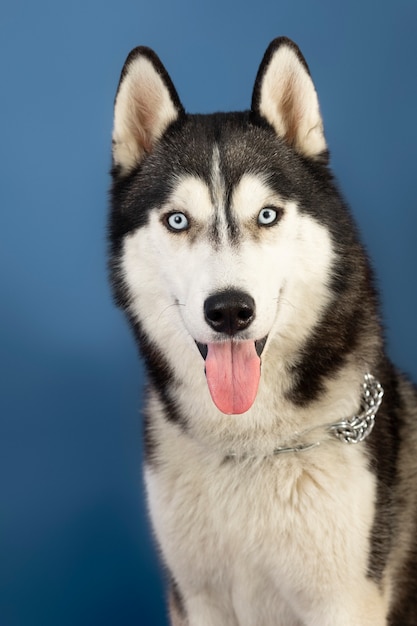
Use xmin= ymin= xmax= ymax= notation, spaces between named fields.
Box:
xmin=257 ymin=207 xmax=282 ymax=226
xmin=166 ymin=212 xmax=189 ymax=232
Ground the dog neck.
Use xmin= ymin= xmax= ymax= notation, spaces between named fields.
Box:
xmin=224 ymin=373 xmax=383 ymax=460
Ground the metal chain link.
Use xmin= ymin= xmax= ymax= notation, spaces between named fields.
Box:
xmin=270 ymin=373 xmax=384 ymax=455
xmin=328 ymin=373 xmax=384 ymax=444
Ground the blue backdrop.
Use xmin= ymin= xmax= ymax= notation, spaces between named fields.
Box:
xmin=1 ymin=2 xmax=416 ymax=625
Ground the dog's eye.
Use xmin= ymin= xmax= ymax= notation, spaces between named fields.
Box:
xmin=166 ymin=212 xmax=189 ymax=232
xmin=257 ymin=207 xmax=281 ymax=226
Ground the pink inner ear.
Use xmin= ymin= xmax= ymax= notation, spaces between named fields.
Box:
xmin=253 ymin=39 xmax=327 ymax=160
xmin=131 ymin=86 xmax=163 ymax=153
xmin=113 ymin=51 xmax=183 ymax=173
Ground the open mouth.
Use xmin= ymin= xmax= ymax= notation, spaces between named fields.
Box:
xmin=195 ymin=336 xmax=268 ymax=415
xmin=196 ymin=337 xmax=267 ymax=360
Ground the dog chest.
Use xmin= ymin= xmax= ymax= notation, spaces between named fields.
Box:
xmin=145 ymin=439 xmax=377 ymax=611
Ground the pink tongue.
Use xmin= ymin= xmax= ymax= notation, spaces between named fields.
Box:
xmin=205 ymin=340 xmax=261 ymax=415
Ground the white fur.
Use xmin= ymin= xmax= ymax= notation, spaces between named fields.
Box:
xmin=146 ymin=431 xmax=385 ymax=625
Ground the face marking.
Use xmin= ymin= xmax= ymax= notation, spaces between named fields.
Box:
xmin=208 ymin=145 xmax=237 ymax=245
xmin=121 ymin=166 xmax=335 ymax=370
xmin=228 ymin=174 xmax=286 ymax=242
xmin=209 ymin=146 xmax=225 ymax=212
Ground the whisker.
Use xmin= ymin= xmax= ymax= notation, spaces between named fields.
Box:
xmin=156 ymin=301 xmax=185 ymax=322
xmin=274 ymin=296 xmax=297 ymax=312
xmin=281 ymin=298 xmax=297 ymax=310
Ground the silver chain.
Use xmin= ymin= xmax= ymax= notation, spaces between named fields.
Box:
xmin=328 ymin=373 xmax=383 ymax=444
xmin=227 ymin=373 xmax=384 ymax=459
xmin=271 ymin=372 xmax=384 ymax=455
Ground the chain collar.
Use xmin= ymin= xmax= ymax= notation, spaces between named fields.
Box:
xmin=226 ymin=373 xmax=384 ymax=459
xmin=328 ymin=373 xmax=383 ymax=444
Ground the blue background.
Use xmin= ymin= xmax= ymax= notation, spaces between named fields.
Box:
xmin=1 ymin=2 xmax=416 ymax=625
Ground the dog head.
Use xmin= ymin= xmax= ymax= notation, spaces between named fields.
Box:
xmin=110 ymin=39 xmax=351 ymax=415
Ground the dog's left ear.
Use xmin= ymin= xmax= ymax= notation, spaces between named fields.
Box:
xmin=252 ymin=37 xmax=327 ymax=162
xmin=112 ymin=47 xmax=184 ymax=176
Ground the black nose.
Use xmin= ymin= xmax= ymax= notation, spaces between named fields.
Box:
xmin=204 ymin=290 xmax=255 ymax=335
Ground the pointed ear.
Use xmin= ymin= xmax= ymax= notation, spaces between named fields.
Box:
xmin=112 ymin=47 xmax=184 ymax=175
xmin=251 ymin=37 xmax=327 ymax=161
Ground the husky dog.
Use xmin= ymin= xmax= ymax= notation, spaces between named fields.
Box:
xmin=109 ymin=37 xmax=417 ymax=625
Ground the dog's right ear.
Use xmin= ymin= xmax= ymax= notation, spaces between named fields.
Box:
xmin=112 ymin=47 xmax=184 ymax=176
